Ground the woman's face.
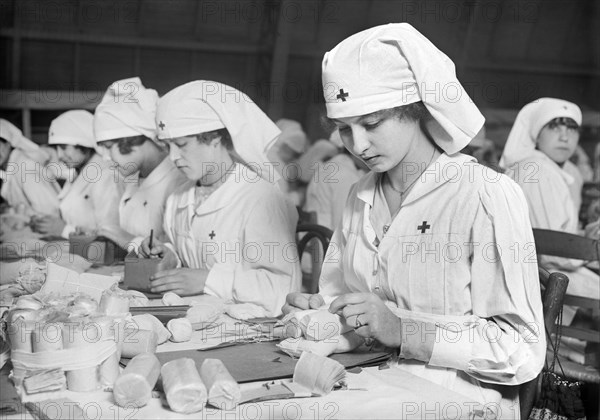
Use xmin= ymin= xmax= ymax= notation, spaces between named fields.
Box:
xmin=56 ymin=144 xmax=89 ymax=169
xmin=333 ymin=110 xmax=420 ymax=173
xmin=536 ymin=118 xmax=580 ymax=164
xmin=166 ymin=135 xmax=221 ymax=182
xmin=100 ymin=140 xmax=141 ymax=177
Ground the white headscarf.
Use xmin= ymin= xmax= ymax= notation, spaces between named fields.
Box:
xmin=48 ymin=110 xmax=97 ymax=151
xmin=94 ymin=77 xmax=159 ymax=142
xmin=275 ymin=119 xmax=308 ymax=154
xmin=0 ymin=119 xmax=49 ymax=162
xmin=499 ymin=98 xmax=582 ymax=168
xmin=322 ymin=23 xmax=484 ymax=155
xmin=156 ymin=80 xmax=281 ymax=182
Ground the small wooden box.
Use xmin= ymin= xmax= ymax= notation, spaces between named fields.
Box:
xmin=68 ymin=234 xmax=127 ymax=265
xmin=124 ymin=253 xmax=163 ymax=292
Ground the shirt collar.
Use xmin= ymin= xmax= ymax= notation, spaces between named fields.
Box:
xmin=177 ymin=163 xmax=250 ymax=218
xmin=356 ymin=153 xmax=476 ymax=207
xmin=532 ymin=150 xmax=575 ymax=185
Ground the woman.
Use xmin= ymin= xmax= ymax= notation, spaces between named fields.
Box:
xmin=268 ymin=118 xmax=309 ymax=207
xmin=94 ymin=77 xmax=190 ymax=252
xmin=284 ymin=23 xmax=544 ymax=418
xmin=0 ymin=119 xmax=61 ymax=216
xmin=139 ymin=81 xmax=300 ymax=317
xmin=31 ymin=110 xmax=125 ymax=238
xmin=304 ymin=129 xmax=368 ymax=231
xmin=500 ymin=98 xmax=599 ymax=323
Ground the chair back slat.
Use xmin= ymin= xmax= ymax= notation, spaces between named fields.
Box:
xmin=533 ymin=228 xmax=600 ymax=261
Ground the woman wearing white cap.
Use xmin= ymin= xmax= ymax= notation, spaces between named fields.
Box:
xmin=304 ymin=129 xmax=368 ymax=231
xmin=139 ymin=81 xmax=300 ymax=317
xmin=268 ymin=118 xmax=309 ymax=207
xmin=500 ymin=98 xmax=599 ymax=324
xmin=94 ymin=77 xmax=190 ymax=252
xmin=0 ymin=119 xmax=60 ymax=216
xmin=283 ymin=23 xmax=544 ymax=417
xmin=31 ymin=110 xmax=125 ymax=238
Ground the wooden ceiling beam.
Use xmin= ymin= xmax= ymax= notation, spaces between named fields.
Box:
xmin=0 ymin=28 xmax=268 ymax=55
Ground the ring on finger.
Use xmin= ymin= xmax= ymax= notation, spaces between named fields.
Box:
xmin=355 ymin=315 xmax=363 ymax=329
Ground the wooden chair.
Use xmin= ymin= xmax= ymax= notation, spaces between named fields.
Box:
xmin=520 ymin=269 xmax=569 ymax=419
xmin=530 ymin=228 xmax=600 ymax=416
xmin=296 ymin=207 xmax=317 ymax=224
xmin=296 ymin=223 xmax=333 ymax=294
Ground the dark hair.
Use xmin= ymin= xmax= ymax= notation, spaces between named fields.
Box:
xmin=545 ymin=117 xmax=580 ymax=131
xmin=322 ymin=101 xmax=431 ymax=132
xmin=117 ymin=135 xmax=148 ymax=155
xmin=323 ymin=101 xmax=438 ymax=149
xmin=195 ymin=128 xmax=233 ymax=150
xmin=57 ymin=144 xmax=96 ymax=156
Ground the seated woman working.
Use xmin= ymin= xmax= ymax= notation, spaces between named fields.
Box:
xmin=0 ymin=119 xmax=61 ymax=216
xmin=500 ymin=98 xmax=599 ymax=324
xmin=31 ymin=110 xmax=125 ymax=238
xmin=139 ymin=81 xmax=301 ymax=317
xmin=94 ymin=77 xmax=190 ymax=252
xmin=284 ymin=23 xmax=545 ymax=418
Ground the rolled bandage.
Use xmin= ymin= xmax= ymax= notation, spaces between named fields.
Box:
xmin=113 ymin=353 xmax=160 ymax=408
xmin=121 ymin=329 xmax=158 ymax=358
xmin=161 ymin=358 xmax=207 ymax=413
xmin=7 ymin=308 xmax=38 ymax=325
xmin=199 ymin=359 xmax=241 ymax=410
xmin=293 ymin=351 xmax=346 ymax=396
xmin=14 ymin=295 xmax=43 ymax=311
xmin=167 ymin=318 xmax=192 ymax=342
xmin=130 ymin=314 xmax=171 ymax=344
xmin=99 ymin=286 xmax=130 ymax=316
xmin=162 ymin=292 xmax=185 ymax=306
xmin=91 ymin=316 xmax=120 ymax=387
xmin=8 ymin=319 xmax=36 ymax=353
xmin=61 ymin=321 xmax=100 ymax=392
xmin=32 ymin=322 xmax=63 ymax=352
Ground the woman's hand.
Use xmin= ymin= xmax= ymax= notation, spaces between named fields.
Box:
xmin=329 ymin=292 xmax=402 ymax=348
xmin=31 ymin=215 xmax=66 ymax=236
xmin=139 ymin=237 xmax=178 ymax=270
xmin=97 ymin=225 xmax=135 ymax=250
xmin=282 ymin=292 xmax=325 ymax=314
xmin=149 ymin=268 xmax=208 ymax=296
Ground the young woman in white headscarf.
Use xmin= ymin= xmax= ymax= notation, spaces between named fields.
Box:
xmin=500 ymin=98 xmax=599 ymax=324
xmin=283 ymin=23 xmax=544 ymax=418
xmin=30 ymin=110 xmax=125 ymax=238
xmin=94 ymin=77 xmax=190 ymax=252
xmin=0 ymin=119 xmax=61 ymax=216
xmin=138 ymin=81 xmax=300 ymax=317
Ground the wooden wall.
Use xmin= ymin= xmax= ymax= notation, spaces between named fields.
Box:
xmin=1 ymin=0 xmax=598 ymax=151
